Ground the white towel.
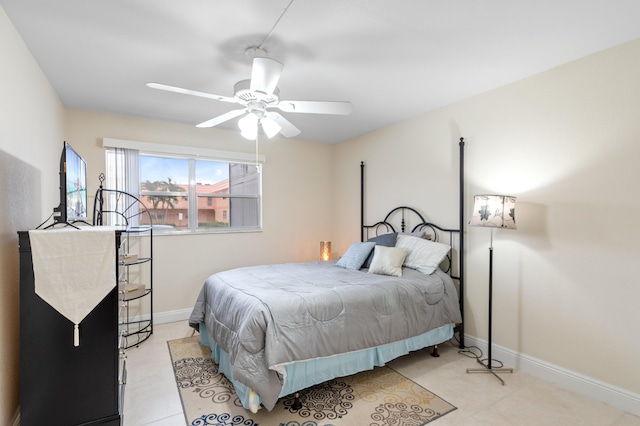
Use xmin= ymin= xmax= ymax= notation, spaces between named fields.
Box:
xmin=29 ymin=227 xmax=116 ymax=346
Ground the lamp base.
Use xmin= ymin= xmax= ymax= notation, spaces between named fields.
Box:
xmin=467 ymin=359 xmax=513 ymax=385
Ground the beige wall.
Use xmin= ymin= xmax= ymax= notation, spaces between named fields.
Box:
xmin=334 ymin=38 xmax=640 ymax=397
xmin=65 ymin=110 xmax=335 ymax=314
xmin=0 ymin=6 xmax=66 ymax=424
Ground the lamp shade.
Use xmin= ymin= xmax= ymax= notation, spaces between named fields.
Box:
xmin=469 ymin=194 xmax=516 ymax=229
xmin=260 ymin=115 xmax=281 ymax=138
xmin=239 ymin=113 xmax=258 ymax=140
xmin=320 ymin=241 xmax=331 ymax=261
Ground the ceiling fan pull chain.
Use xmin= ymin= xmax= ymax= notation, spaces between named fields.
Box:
xmin=255 ymin=131 xmax=260 ymax=170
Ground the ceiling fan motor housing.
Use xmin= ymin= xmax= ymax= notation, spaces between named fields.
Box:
xmin=234 ymin=79 xmax=280 ymax=106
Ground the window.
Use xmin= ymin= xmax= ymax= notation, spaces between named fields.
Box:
xmin=105 ymin=146 xmax=262 ymax=233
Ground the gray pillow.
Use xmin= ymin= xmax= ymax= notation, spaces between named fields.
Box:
xmin=400 ymin=230 xmax=427 ymax=239
xmin=335 ymin=241 xmax=376 ymax=270
xmin=363 ymin=233 xmax=397 ymax=268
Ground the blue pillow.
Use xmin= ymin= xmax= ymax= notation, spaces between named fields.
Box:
xmin=335 ymin=242 xmax=376 ymax=270
xmin=363 ymin=233 xmax=397 ymax=268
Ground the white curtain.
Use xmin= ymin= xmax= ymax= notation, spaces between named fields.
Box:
xmin=104 ymin=148 xmax=140 ymax=227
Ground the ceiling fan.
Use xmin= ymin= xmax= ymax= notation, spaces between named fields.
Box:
xmin=146 ymin=53 xmax=353 ymax=139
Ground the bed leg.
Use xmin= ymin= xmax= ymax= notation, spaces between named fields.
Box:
xmin=291 ymin=392 xmax=302 ymax=411
xmin=431 ymin=345 xmax=440 ymax=358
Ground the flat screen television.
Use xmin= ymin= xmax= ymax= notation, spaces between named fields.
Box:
xmin=54 ymin=142 xmax=87 ymax=224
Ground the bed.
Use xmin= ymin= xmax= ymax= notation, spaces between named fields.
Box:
xmin=188 ymin=139 xmax=466 ymax=412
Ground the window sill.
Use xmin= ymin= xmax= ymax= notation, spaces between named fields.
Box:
xmin=152 ymin=227 xmax=263 ymax=236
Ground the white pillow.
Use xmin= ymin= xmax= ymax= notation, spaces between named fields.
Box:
xmin=367 ymin=245 xmax=409 ymax=277
xmin=395 ymin=234 xmax=450 ymax=275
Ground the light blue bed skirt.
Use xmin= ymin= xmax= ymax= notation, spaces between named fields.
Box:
xmin=199 ymin=322 xmax=454 ymax=411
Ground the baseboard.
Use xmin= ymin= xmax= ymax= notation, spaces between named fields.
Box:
xmin=464 ymin=335 xmax=640 ymax=417
xmin=125 ymin=308 xmax=192 ymax=326
xmin=153 ymin=308 xmax=192 ymax=324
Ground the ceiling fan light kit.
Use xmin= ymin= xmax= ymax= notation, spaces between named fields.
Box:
xmin=238 ymin=110 xmax=282 ymax=140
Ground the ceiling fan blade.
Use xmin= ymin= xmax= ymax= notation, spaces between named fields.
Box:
xmin=196 ymin=109 xmax=247 ymax=128
xmin=277 ymin=100 xmax=353 ymax=115
xmin=146 ymin=82 xmax=237 ymax=103
xmin=267 ymin=112 xmax=301 ymax=138
xmin=250 ymin=57 xmax=283 ymax=95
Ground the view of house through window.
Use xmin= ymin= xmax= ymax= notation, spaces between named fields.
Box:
xmin=136 ymin=154 xmax=261 ymax=232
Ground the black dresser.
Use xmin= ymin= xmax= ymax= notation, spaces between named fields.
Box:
xmin=19 ymin=231 xmax=122 ymax=426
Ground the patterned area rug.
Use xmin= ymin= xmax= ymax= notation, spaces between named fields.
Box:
xmin=168 ymin=336 xmax=456 ymax=426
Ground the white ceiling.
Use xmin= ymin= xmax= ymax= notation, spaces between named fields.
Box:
xmin=3 ymin=0 xmax=640 ymax=144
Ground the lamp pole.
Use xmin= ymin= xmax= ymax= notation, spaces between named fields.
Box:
xmin=467 ymin=214 xmax=514 ymax=384
xmin=488 ymin=231 xmax=493 ymax=370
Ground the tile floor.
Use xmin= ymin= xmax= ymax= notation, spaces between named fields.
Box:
xmin=123 ymin=321 xmax=640 ymax=426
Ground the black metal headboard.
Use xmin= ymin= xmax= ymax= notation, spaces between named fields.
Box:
xmin=361 ymin=206 xmax=461 ymax=277
xmin=359 ymin=137 xmax=466 ymax=348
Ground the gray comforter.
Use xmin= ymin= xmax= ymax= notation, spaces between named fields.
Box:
xmin=189 ymin=260 xmax=461 ymax=410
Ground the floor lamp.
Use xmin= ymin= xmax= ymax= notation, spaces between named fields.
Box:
xmin=467 ymin=194 xmax=516 ymax=385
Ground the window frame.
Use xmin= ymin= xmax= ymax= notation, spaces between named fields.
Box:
xmin=103 ymin=138 xmax=264 ymax=235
